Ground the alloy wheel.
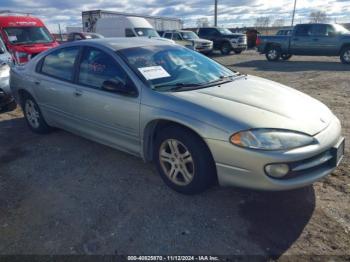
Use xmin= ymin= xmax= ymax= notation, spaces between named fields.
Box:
xmin=25 ymin=99 xmax=40 ymax=129
xmin=159 ymin=139 xmax=195 ymax=186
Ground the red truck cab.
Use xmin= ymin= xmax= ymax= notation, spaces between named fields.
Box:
xmin=0 ymin=13 xmax=59 ymax=64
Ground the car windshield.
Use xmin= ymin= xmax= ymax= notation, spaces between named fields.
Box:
xmin=4 ymin=26 xmax=54 ymax=45
xmin=181 ymin=31 xmax=199 ymax=40
xmin=120 ymin=45 xmax=238 ymax=91
xmin=134 ymin=28 xmax=160 ymax=37
xmin=333 ymin=24 xmax=349 ymax=34
xmin=218 ymin=28 xmax=233 ymax=35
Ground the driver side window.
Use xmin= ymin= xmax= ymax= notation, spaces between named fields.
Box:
xmin=78 ymin=47 xmax=128 ymax=90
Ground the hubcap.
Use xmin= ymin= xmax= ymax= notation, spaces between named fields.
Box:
xmin=159 ymin=139 xmax=195 ymax=186
xmin=25 ymin=100 xmax=40 ymax=128
xmin=343 ymin=50 xmax=350 ymax=62
xmin=268 ymin=49 xmax=277 ymax=59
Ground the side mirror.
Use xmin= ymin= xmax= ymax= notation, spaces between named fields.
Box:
xmin=102 ymin=79 xmax=137 ymax=96
xmin=328 ymin=32 xmax=337 ymax=37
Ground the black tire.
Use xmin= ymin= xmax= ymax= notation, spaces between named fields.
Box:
xmin=202 ymin=50 xmax=213 ymax=56
xmin=22 ymin=94 xmax=52 ymax=134
xmin=234 ymin=50 xmax=242 ymax=54
xmin=340 ymin=47 xmax=350 ymax=64
xmin=220 ymin=42 xmax=232 ymax=55
xmin=265 ymin=46 xmax=281 ymax=61
xmin=154 ymin=126 xmax=216 ymax=195
xmin=281 ymin=54 xmax=292 ymax=60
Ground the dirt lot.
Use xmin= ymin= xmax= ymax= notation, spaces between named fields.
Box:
xmin=0 ymin=51 xmax=349 ymax=259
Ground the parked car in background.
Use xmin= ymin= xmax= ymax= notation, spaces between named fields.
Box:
xmin=10 ymin=38 xmax=344 ymax=194
xmin=163 ymin=30 xmax=213 ymax=54
xmin=198 ymin=27 xmax=247 ymax=55
xmin=67 ymin=32 xmax=104 ymax=42
xmin=276 ymin=28 xmax=293 ymax=36
xmin=0 ymin=11 xmax=59 ymax=64
xmin=0 ymin=62 xmax=15 ymax=112
xmin=0 ymin=37 xmax=12 ymax=64
xmin=96 ymin=16 xmax=160 ymax=38
xmin=257 ymin=23 xmax=350 ymax=64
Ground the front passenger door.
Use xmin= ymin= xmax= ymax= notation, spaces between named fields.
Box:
xmin=72 ymin=46 xmax=141 ymax=155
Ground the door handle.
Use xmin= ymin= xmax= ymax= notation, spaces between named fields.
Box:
xmin=312 ymin=38 xmax=319 ymax=41
xmin=74 ymin=90 xmax=83 ymax=97
xmin=293 ymin=38 xmax=299 ymax=41
xmin=34 ymin=81 xmax=41 ymax=85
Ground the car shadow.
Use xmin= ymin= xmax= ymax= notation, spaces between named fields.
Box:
xmin=235 ymin=186 xmax=315 ymax=259
xmin=232 ymin=60 xmax=350 ymax=72
xmin=0 ymin=117 xmax=315 ymax=256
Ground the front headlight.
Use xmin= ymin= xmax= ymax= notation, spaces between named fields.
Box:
xmin=0 ymin=64 xmax=10 ymax=78
xmin=230 ymin=129 xmax=315 ymax=150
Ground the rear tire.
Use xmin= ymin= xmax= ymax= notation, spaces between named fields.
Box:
xmin=154 ymin=126 xmax=216 ymax=195
xmin=340 ymin=47 xmax=350 ymax=64
xmin=265 ymin=46 xmax=281 ymax=61
xmin=22 ymin=94 xmax=52 ymax=134
xmin=281 ymin=54 xmax=292 ymax=60
xmin=220 ymin=42 xmax=232 ymax=55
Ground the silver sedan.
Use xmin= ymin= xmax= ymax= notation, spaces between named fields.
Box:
xmin=10 ymin=38 xmax=345 ymax=194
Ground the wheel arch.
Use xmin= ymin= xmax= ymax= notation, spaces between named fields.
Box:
xmin=264 ymin=43 xmax=282 ymax=53
xmin=142 ymin=119 xmax=215 ymax=165
xmin=17 ymin=89 xmax=34 ymax=107
xmin=339 ymin=44 xmax=350 ymax=55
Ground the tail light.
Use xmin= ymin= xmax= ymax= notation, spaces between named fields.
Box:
xmin=256 ymin=37 xmax=261 ymax=46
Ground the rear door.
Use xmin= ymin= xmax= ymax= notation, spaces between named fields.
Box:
xmin=72 ymin=46 xmax=141 ymax=155
xmin=290 ymin=24 xmax=315 ymax=55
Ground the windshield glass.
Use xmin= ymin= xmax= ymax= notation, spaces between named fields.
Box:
xmin=120 ymin=45 xmax=237 ymax=91
xmin=134 ymin=28 xmax=160 ymax=37
xmin=181 ymin=31 xmax=199 ymax=40
xmin=218 ymin=28 xmax=233 ymax=35
xmin=333 ymin=24 xmax=349 ymax=34
xmin=4 ymin=26 xmax=54 ymax=45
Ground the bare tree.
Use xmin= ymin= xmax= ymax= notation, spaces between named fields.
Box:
xmin=196 ymin=17 xmax=210 ymax=27
xmin=273 ymin=18 xmax=286 ymax=27
xmin=254 ymin=16 xmax=271 ymax=34
xmin=309 ymin=11 xmax=329 ymax=23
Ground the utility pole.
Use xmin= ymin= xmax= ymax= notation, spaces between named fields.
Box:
xmin=214 ymin=0 xmax=218 ymax=27
xmin=58 ymin=24 xmax=63 ymax=42
xmin=291 ymin=0 xmax=297 ymax=26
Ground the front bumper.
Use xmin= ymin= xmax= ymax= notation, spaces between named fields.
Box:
xmin=206 ymin=118 xmax=344 ymax=191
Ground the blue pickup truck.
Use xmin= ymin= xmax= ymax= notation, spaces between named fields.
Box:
xmin=257 ymin=23 xmax=350 ymax=64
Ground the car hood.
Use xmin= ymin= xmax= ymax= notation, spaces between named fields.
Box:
xmin=13 ymin=42 xmax=59 ymax=54
xmin=168 ymin=75 xmax=334 ymax=136
xmin=223 ymin=34 xmax=245 ymax=39
xmin=190 ymin=39 xmax=212 ymax=44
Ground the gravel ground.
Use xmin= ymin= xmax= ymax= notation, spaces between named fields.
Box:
xmin=0 ymin=50 xmax=349 ymax=259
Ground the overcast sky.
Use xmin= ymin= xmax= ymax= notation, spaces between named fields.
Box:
xmin=1 ymin=0 xmax=350 ymax=32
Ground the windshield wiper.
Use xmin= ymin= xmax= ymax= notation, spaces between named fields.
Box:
xmin=154 ymin=82 xmax=203 ymax=91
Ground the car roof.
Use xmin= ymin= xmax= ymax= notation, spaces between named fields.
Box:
xmin=66 ymin=37 xmax=174 ymax=51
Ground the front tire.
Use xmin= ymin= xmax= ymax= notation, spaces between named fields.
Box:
xmin=265 ymin=46 xmax=281 ymax=61
xmin=154 ymin=126 xmax=216 ymax=195
xmin=340 ymin=47 xmax=350 ymax=64
xmin=22 ymin=94 xmax=52 ymax=134
xmin=234 ymin=50 xmax=242 ymax=54
xmin=220 ymin=42 xmax=232 ymax=55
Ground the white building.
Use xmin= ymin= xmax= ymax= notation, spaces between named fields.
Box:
xmin=82 ymin=10 xmax=183 ymax=33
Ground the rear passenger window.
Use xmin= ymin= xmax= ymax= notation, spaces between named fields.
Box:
xmin=295 ymin=25 xmax=312 ymax=37
xmin=41 ymin=47 xmax=79 ymax=81
xmin=78 ymin=47 xmax=128 ymax=89
xmin=173 ymin=33 xmax=182 ymax=40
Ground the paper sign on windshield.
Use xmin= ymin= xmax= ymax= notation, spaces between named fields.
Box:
xmin=138 ymin=66 xmax=170 ymax=80
xmin=8 ymin=36 xmax=17 ymax=42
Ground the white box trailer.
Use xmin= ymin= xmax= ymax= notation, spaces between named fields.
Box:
xmin=82 ymin=10 xmax=183 ymax=33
